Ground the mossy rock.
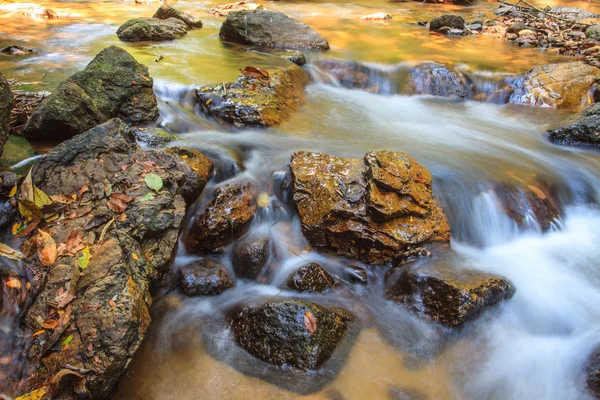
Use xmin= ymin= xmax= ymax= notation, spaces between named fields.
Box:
xmin=117 ymin=17 xmax=188 ymax=42
xmin=131 ymin=126 xmax=177 ymax=147
xmin=0 ymin=72 xmax=12 ymax=158
xmin=153 ymin=5 xmax=202 ymax=29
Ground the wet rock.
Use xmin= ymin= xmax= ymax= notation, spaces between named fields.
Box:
xmin=219 ymin=10 xmax=329 ymax=51
xmin=492 ymin=180 xmax=562 ymax=231
xmin=0 ymin=72 xmax=11 ymax=158
xmin=179 ymin=258 xmax=234 ymax=296
xmin=312 ymin=59 xmax=389 ymax=93
xmin=385 ymin=264 xmax=515 ymax=327
xmin=19 ymin=118 xmax=209 ymax=398
xmin=509 ymin=62 xmax=600 ymax=109
xmin=231 ymin=300 xmax=353 ymax=371
xmin=407 ymin=63 xmax=472 ymax=100
xmin=245 ymin=47 xmax=307 ymax=66
xmin=183 ymin=180 xmax=258 ymax=253
xmin=22 ymin=46 xmax=159 ymax=140
xmin=547 ymin=103 xmax=600 ymax=149
xmin=290 ymin=151 xmax=450 ymax=265
xmin=429 ymin=14 xmax=465 ymax=32
xmin=197 ymin=65 xmax=310 ymax=128
xmin=153 ymin=5 xmax=202 ymax=29
xmin=361 ymin=12 xmax=392 ymax=21
xmin=0 ymin=3 xmax=58 ymax=19
xmin=0 ymin=45 xmax=33 ymax=55
xmin=548 ymin=6 xmax=598 ymax=21
xmin=116 ymin=17 xmax=188 ymax=41
xmin=231 ymin=234 xmax=270 ymax=280
xmin=131 ymin=126 xmax=177 ymax=146
xmin=288 ymin=263 xmax=339 ymax=293
xmin=587 ymin=25 xmax=600 ymax=41
xmin=506 ymin=22 xmax=527 ymax=34
xmin=586 ymin=349 xmax=600 ymax=399
xmin=209 ymin=0 xmax=264 ymax=17
xmin=162 ymin=147 xmax=214 ymax=205
xmin=0 ymin=171 xmax=17 ymax=197
xmin=345 ymin=265 xmax=368 ymax=285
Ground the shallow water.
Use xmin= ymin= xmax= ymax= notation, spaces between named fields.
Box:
xmin=2 ymin=0 xmax=600 ymax=399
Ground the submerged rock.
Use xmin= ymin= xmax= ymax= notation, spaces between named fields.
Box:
xmin=288 ymin=263 xmax=339 ymax=293
xmin=231 ymin=234 xmax=270 ymax=280
xmin=361 ymin=12 xmax=392 ymax=21
xmin=0 ymin=45 xmax=34 ymax=55
xmin=179 ymin=258 xmax=234 ymax=296
xmin=197 ymin=65 xmax=310 ymax=128
xmin=153 ymin=5 xmax=202 ymax=29
xmin=116 ymin=17 xmax=188 ymax=41
xmin=209 ymin=0 xmax=264 ymax=17
xmin=547 ymin=103 xmax=600 ymax=149
xmin=183 ymin=180 xmax=258 ymax=253
xmin=20 ymin=118 xmax=210 ymax=398
xmin=385 ymin=264 xmax=516 ymax=327
xmin=231 ymin=300 xmax=353 ymax=371
xmin=312 ymin=59 xmax=388 ymax=93
xmin=492 ymin=180 xmax=562 ymax=231
xmin=429 ymin=14 xmax=465 ymax=32
xmin=509 ymin=62 xmax=600 ymax=109
xmin=289 ymin=151 xmax=450 ymax=264
xmin=22 ymin=46 xmax=158 ymax=140
xmin=245 ymin=47 xmax=307 ymax=66
xmin=0 ymin=72 xmax=12 ymax=158
xmin=408 ymin=62 xmax=472 ymax=100
xmin=219 ymin=10 xmax=329 ymax=50
xmin=131 ymin=126 xmax=177 ymax=147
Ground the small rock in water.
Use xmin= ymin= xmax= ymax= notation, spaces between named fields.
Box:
xmin=244 ymin=47 xmax=307 ymax=66
xmin=388 ymin=386 xmax=431 ymax=400
xmin=153 ymin=5 xmax=202 ymax=29
xmin=586 ymin=25 xmax=600 ymax=41
xmin=209 ymin=0 xmax=264 ymax=17
xmin=360 ymin=12 xmax=392 ymax=21
xmin=287 ymin=263 xmax=339 ymax=293
xmin=547 ymin=103 xmax=600 ymax=150
xmin=231 ymin=234 xmax=270 ymax=280
xmin=429 ymin=14 xmax=465 ymax=33
xmin=0 ymin=45 xmax=33 ymax=55
xmin=506 ymin=21 xmax=527 ymax=34
xmin=179 ymin=258 xmax=234 ymax=296
xmin=385 ymin=264 xmax=516 ymax=327
xmin=231 ymin=300 xmax=354 ymax=371
xmin=117 ymin=17 xmax=188 ymax=41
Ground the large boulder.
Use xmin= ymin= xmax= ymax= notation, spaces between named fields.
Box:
xmin=153 ymin=5 xmax=202 ymax=29
xmin=22 ymin=46 xmax=159 ymax=140
xmin=547 ymin=103 xmax=600 ymax=149
xmin=231 ymin=300 xmax=353 ymax=371
xmin=179 ymin=258 xmax=234 ymax=296
xmin=385 ymin=264 xmax=516 ymax=327
xmin=219 ymin=10 xmax=329 ymax=50
xmin=0 ymin=72 xmax=11 ymax=158
xmin=183 ymin=180 xmax=258 ymax=253
xmin=289 ymin=151 xmax=450 ymax=264
xmin=116 ymin=17 xmax=188 ymax=41
xmin=509 ymin=62 xmax=600 ymax=109
xmin=16 ymin=118 xmax=212 ymax=398
xmin=197 ymin=65 xmax=310 ymax=128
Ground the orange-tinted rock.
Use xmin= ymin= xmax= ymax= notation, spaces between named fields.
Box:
xmin=290 ymin=150 xmax=450 ymax=264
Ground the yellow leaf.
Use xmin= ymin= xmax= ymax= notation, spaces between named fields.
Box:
xmin=12 ymin=222 xmax=22 ymax=235
xmin=32 ymin=329 xmax=46 ymax=337
xmin=37 ymin=230 xmax=57 ymax=267
xmin=9 ymin=185 xmax=17 ymax=197
xmin=181 ymin=155 xmax=188 ymax=159
xmin=0 ymin=242 xmax=25 ymax=261
xmin=78 ymin=247 xmax=91 ymax=269
xmin=6 ymin=278 xmax=22 ymax=289
xmin=15 ymin=387 xmax=47 ymax=400
xmin=132 ymin=253 xmax=139 ymax=261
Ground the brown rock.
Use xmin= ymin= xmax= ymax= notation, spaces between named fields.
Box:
xmin=290 ymin=151 xmax=450 ymax=265
xmin=163 ymin=147 xmax=214 ymax=205
xmin=0 ymin=72 xmax=11 ymax=158
xmin=509 ymin=62 xmax=600 ymax=109
xmin=179 ymin=258 xmax=234 ymax=296
xmin=153 ymin=5 xmax=202 ymax=29
xmin=385 ymin=264 xmax=516 ymax=327
xmin=288 ymin=263 xmax=339 ymax=293
xmin=183 ymin=180 xmax=258 ymax=253
xmin=231 ymin=234 xmax=270 ymax=280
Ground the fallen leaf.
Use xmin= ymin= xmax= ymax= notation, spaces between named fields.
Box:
xmin=12 ymin=222 xmax=22 ymax=235
xmin=18 ymin=199 xmax=43 ymax=221
xmin=49 ymin=194 xmax=76 ymax=204
xmin=77 ymin=247 xmax=91 ymax=269
xmin=26 ymin=282 xmax=31 ymax=290
xmin=107 ymin=197 xmax=127 ymax=213
xmin=304 ymin=311 xmax=317 ymax=335
xmin=14 ymin=218 xmax=41 ymax=238
xmin=527 ymin=185 xmax=547 ymax=200
xmin=132 ymin=253 xmax=139 ymax=261
xmin=61 ymin=335 xmax=73 ymax=346
xmin=66 ymin=227 xmax=84 ymax=253
xmin=9 ymin=185 xmax=17 ymax=197
xmin=32 ymin=329 xmax=46 ymax=337
xmin=79 ymin=184 xmax=89 ymax=199
xmin=240 ymin=66 xmax=270 ymax=83
xmin=42 ymin=319 xmax=59 ymax=329
xmin=138 ymin=193 xmax=153 ymax=202
xmin=37 ymin=230 xmax=57 ymax=267
xmin=0 ymin=242 xmax=25 ymax=261
xmin=144 ymin=173 xmax=163 ymax=192
xmin=109 ymin=299 xmax=116 ymax=307
xmin=5 ymin=278 xmax=22 ymax=289
xmin=15 ymin=387 xmax=47 ymax=400
xmin=111 ymin=193 xmax=133 ymax=203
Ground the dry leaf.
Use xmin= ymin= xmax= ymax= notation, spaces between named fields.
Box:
xmin=0 ymin=242 xmax=25 ymax=261
xmin=15 ymin=387 xmax=47 ymax=400
xmin=304 ymin=311 xmax=317 ymax=335
xmin=66 ymin=227 xmax=84 ymax=253
xmin=109 ymin=299 xmax=116 ymax=307
xmin=241 ymin=66 xmax=270 ymax=83
xmin=37 ymin=229 xmax=57 ymax=266
xmin=527 ymin=185 xmax=547 ymax=200
xmin=5 ymin=278 xmax=22 ymax=289
xmin=32 ymin=329 xmax=46 ymax=337
xmin=132 ymin=253 xmax=139 ymax=261
xmin=42 ymin=319 xmax=59 ymax=329
xmin=107 ymin=197 xmax=127 ymax=213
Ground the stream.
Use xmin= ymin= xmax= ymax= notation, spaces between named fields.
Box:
xmin=2 ymin=0 xmax=600 ymax=399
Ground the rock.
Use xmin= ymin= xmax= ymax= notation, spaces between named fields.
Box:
xmin=429 ymin=14 xmax=465 ymax=32
xmin=346 ymin=265 xmax=368 ymax=285
xmin=506 ymin=33 xmax=518 ymax=41
xmin=209 ymin=0 xmax=264 ymax=17
xmin=18 ymin=118 xmax=210 ymax=398
xmin=0 ymin=45 xmax=33 ymax=55
xmin=509 ymin=62 xmax=600 ymax=109
xmin=245 ymin=48 xmax=307 ymax=66
xmin=183 ymin=180 xmax=258 ymax=253
xmin=116 ymin=17 xmax=188 ymax=41
xmin=518 ymin=29 xmax=535 ymax=37
xmin=153 ymin=5 xmax=202 ymax=29
xmin=219 ymin=10 xmax=329 ymax=51
xmin=312 ymin=59 xmax=388 ymax=93
xmin=179 ymin=258 xmax=234 ymax=296
xmin=492 ymin=180 xmax=562 ymax=231
xmin=22 ymin=46 xmax=159 ymax=140
xmin=361 ymin=12 xmax=392 ymax=21
xmin=232 ymin=234 xmax=270 ymax=280
xmin=289 ymin=151 xmax=450 ymax=264
xmin=586 ymin=349 xmax=600 ymax=399
xmin=549 ymin=6 xmax=598 ymax=21
xmin=0 ymin=3 xmax=58 ymax=19
xmin=506 ymin=21 xmax=527 ymax=34
xmin=587 ymin=25 xmax=600 ymax=41
xmin=0 ymin=72 xmax=12 ymax=158
xmin=385 ymin=264 xmax=515 ymax=327
xmin=131 ymin=126 xmax=177 ymax=147
xmin=407 ymin=63 xmax=472 ymax=100
xmin=197 ymin=65 xmax=310 ymax=128
xmin=547 ymin=103 xmax=600 ymax=149
xmin=231 ymin=300 xmax=353 ymax=371
xmin=288 ymin=263 xmax=339 ymax=293
xmin=162 ymin=147 xmax=213 ymax=205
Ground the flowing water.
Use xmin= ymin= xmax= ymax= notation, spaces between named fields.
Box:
xmin=2 ymin=0 xmax=600 ymax=399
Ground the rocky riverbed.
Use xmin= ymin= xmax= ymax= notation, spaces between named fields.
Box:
xmin=1 ymin=0 xmax=600 ymax=399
